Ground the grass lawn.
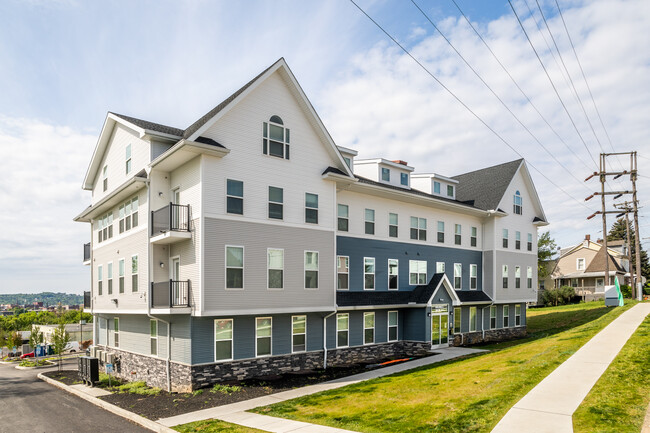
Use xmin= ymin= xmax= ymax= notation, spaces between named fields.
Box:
xmin=573 ymin=314 xmax=650 ymax=433
xmin=247 ymin=301 xmax=636 ymax=433
xmin=173 ymin=419 xmax=266 ymax=433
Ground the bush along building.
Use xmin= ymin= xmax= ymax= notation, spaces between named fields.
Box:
xmin=75 ymin=58 xmax=548 ymax=392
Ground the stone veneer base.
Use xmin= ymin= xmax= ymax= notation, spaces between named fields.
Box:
xmin=451 ymin=326 xmax=527 ymax=346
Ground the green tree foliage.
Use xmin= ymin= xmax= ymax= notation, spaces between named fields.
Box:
xmin=0 ymin=292 xmax=83 ymax=307
xmin=52 ymin=323 xmax=71 ymax=371
xmin=29 ymin=326 xmax=45 ymax=352
xmin=541 ymin=286 xmax=576 ymax=307
xmin=607 ymin=218 xmax=650 ymax=282
xmin=0 ymin=310 xmax=92 ymax=332
xmin=10 ymin=331 xmax=23 ymax=350
xmin=538 ymin=231 xmax=558 ymax=279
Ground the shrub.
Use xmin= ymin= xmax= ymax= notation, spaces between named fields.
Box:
xmin=620 ymin=284 xmax=632 ymax=298
xmin=541 ymin=286 xmax=576 ymax=306
xmin=210 ymin=384 xmax=242 ymax=394
xmin=643 ymin=285 xmax=650 ymax=296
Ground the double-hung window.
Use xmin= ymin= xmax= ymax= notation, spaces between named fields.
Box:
xmin=503 ymin=229 xmax=508 ymax=248
xmin=577 ymin=258 xmax=585 ymax=271
xmin=515 ymin=305 xmax=521 ymax=326
xmin=515 ymin=231 xmax=521 ymax=250
xmin=453 ymin=307 xmax=461 ymax=333
xmin=469 ymin=307 xmax=477 ymax=332
xmin=256 ymin=317 xmax=272 ymax=357
xmin=305 ymin=251 xmax=319 ymax=289
xmin=381 ymin=167 xmax=390 ymax=182
xmin=388 ymin=259 xmax=399 ymax=290
xmin=118 ymin=259 xmax=125 ymax=293
xmin=102 ymin=165 xmax=108 ymax=192
xmin=336 ymin=313 xmax=349 ymax=348
xmin=292 ymin=315 xmax=306 ymax=352
xmin=98 ymin=212 xmax=113 ymax=243
xmin=131 ymin=255 xmax=138 ymax=292
xmin=98 ymin=265 xmax=103 ymax=296
xmin=454 ymin=264 xmax=462 ymax=289
xmin=447 ymin=185 xmax=454 ymax=197
xmin=337 ymin=204 xmax=349 ymax=231
xmin=364 ymin=257 xmax=375 ymax=290
xmin=267 ymin=249 xmax=284 ymax=289
xmin=436 ymin=262 xmax=445 ymax=274
xmin=268 ymin=187 xmax=283 ymax=220
xmin=490 ymin=305 xmax=497 ymax=329
xmin=409 ymin=260 xmax=427 ymax=285
xmin=502 ymin=265 xmax=508 ymax=288
xmin=515 ymin=266 xmax=521 ymax=288
xmin=434 ymin=181 xmax=441 ymax=194
xmin=363 ymin=312 xmax=375 ymax=344
xmin=365 ymin=209 xmax=375 ymax=235
xmin=527 ymin=267 xmax=533 ymax=289
xmin=437 ymin=221 xmax=444 ymax=243
xmin=471 ymin=226 xmax=477 ymax=247
xmin=527 ymin=233 xmax=533 ymax=251
xmin=226 ymin=179 xmax=243 ymax=215
xmin=337 ymin=256 xmax=349 ymax=290
xmin=503 ymin=305 xmax=510 ymax=327
xmin=119 ymin=196 xmax=138 ymax=233
xmin=150 ymin=320 xmax=158 ymax=356
xmin=215 ymin=319 xmax=233 ymax=361
xmin=113 ymin=318 xmax=119 ymax=348
xmin=388 ymin=311 xmax=398 ymax=341
xmin=470 ymin=264 xmax=477 ymax=290
xmin=410 ymin=217 xmax=426 ymax=240
xmin=513 ymin=191 xmax=522 ymax=214
xmin=226 ymin=246 xmax=244 ymax=289
xmin=400 ymin=172 xmax=408 ymax=186
xmin=455 ymin=224 xmax=462 ymax=245
xmin=389 ymin=213 xmax=398 ymax=238
xmin=263 ymin=116 xmax=290 ymax=159
xmin=107 ymin=262 xmax=113 ymax=295
xmin=125 ymin=144 xmax=132 ymax=175
xmin=305 ymin=193 xmax=318 ymax=224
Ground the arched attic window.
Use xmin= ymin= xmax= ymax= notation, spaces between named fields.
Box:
xmin=513 ymin=190 xmax=522 ymax=215
xmin=263 ymin=115 xmax=290 ymax=160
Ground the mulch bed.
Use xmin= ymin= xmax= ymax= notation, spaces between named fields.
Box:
xmin=43 ymin=353 xmax=434 ymax=421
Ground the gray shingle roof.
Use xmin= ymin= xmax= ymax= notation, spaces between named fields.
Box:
xmin=456 ymin=291 xmax=492 ymax=303
xmin=452 ymin=159 xmax=523 ymax=211
xmin=110 ymin=112 xmax=184 ymax=137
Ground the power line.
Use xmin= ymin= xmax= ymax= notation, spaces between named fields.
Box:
xmin=449 ymin=0 xmax=593 ymax=173
xmin=347 ymin=0 xmax=596 ymax=212
xmin=507 ymin=0 xmax=599 ymax=170
xmin=409 ymin=0 xmax=591 ymax=192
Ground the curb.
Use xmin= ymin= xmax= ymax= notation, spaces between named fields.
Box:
xmin=38 ymin=373 xmax=178 ymax=433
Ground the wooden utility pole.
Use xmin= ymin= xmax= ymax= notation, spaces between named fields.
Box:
xmin=614 ymin=201 xmax=635 ymax=291
xmin=600 ymin=154 xmax=610 ymax=287
xmin=631 ymin=152 xmax=642 ymax=301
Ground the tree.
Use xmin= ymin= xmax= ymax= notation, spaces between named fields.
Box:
xmin=10 ymin=332 xmax=23 ymax=354
xmin=29 ymin=326 xmax=45 ymax=357
xmin=607 ymin=218 xmax=650 ymax=282
xmin=538 ymin=231 xmax=558 ymax=279
xmin=51 ymin=323 xmax=71 ymax=371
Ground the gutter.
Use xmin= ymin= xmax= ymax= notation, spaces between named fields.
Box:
xmin=322 ymin=310 xmax=337 ymax=369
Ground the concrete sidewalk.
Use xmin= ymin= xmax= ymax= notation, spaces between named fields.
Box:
xmin=157 ymin=346 xmax=485 ymax=430
xmin=492 ymin=302 xmax=650 ymax=433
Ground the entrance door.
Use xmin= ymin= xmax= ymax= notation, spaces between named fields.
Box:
xmin=171 ymin=257 xmax=181 ymax=305
xmin=171 ymin=188 xmax=181 ymax=230
xmin=431 ymin=305 xmax=449 ymax=348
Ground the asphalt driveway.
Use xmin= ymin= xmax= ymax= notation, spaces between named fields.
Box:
xmin=0 ymin=358 xmax=151 ymax=432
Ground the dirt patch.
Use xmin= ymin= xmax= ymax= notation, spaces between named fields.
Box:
xmin=44 ymin=354 xmax=434 ymax=420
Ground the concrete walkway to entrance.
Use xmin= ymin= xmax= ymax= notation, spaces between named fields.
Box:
xmin=492 ymin=302 xmax=650 ymax=433
xmin=157 ymin=346 xmax=485 ymax=430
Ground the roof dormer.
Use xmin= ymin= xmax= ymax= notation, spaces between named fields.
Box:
xmin=337 ymin=146 xmax=358 ymax=172
xmin=410 ymin=173 xmax=459 ymax=199
xmin=353 ymin=158 xmax=414 ymax=189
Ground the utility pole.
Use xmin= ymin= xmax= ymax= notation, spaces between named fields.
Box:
xmin=614 ymin=201 xmax=635 ymax=291
xmin=631 ymin=152 xmax=642 ymax=301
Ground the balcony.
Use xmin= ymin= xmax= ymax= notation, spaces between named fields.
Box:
xmin=83 ymin=291 xmax=91 ymax=309
xmin=151 ymin=280 xmax=191 ymax=311
xmin=150 ymin=203 xmax=192 ymax=244
xmin=83 ymin=242 xmax=91 ymax=265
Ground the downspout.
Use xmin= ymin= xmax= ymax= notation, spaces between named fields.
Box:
xmin=146 ymin=176 xmax=172 ymax=393
xmin=481 ymin=306 xmax=490 ymax=341
xmin=323 ymin=310 xmax=337 ymax=369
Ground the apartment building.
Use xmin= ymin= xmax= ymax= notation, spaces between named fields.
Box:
xmin=75 ymin=58 xmax=547 ymax=391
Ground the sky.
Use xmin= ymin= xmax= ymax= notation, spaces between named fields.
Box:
xmin=1 ymin=0 xmax=649 ymax=294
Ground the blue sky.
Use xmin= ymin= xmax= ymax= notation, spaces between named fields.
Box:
xmin=1 ymin=0 xmax=649 ymax=293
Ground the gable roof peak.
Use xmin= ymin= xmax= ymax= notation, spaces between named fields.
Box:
xmin=452 ymin=158 xmax=523 ymax=211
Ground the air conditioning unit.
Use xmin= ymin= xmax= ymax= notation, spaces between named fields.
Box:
xmin=98 ymin=350 xmax=104 ymax=362
xmin=106 ymin=353 xmax=115 ymax=364
xmin=90 ymin=347 xmax=97 ymax=358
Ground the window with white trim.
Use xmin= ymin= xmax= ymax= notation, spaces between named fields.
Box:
xmin=502 ymin=265 xmax=508 ymax=288
xmin=400 ymin=172 xmax=408 ymax=186
xmin=118 ymin=196 xmax=138 ymax=234
xmin=365 ymin=209 xmax=375 ymax=235
xmin=389 ymin=213 xmax=398 ymax=237
xmin=388 ymin=311 xmax=398 ymax=341
xmin=336 ymin=313 xmax=349 ymax=348
xmin=98 ymin=265 xmax=103 ymax=296
xmin=226 ymin=246 xmax=244 ymax=289
xmin=437 ymin=221 xmax=444 ymax=243
xmin=469 ymin=307 xmax=477 ymax=332
xmin=515 ymin=231 xmax=521 ymax=250
xmin=267 ymin=249 xmax=283 ymax=289
xmin=256 ymin=317 xmax=272 ymax=357
xmin=515 ymin=266 xmax=521 ymax=289
xmin=98 ymin=212 xmax=113 ymax=243
xmin=527 ymin=233 xmax=533 ymax=251
xmin=337 ymin=256 xmax=349 ymax=290
xmin=513 ymin=191 xmax=522 ymax=214
xmin=490 ymin=306 xmax=497 ymax=329
xmin=305 ymin=251 xmax=319 ymax=289
xmin=102 ymin=165 xmax=108 ymax=192
xmin=410 ymin=217 xmax=426 ymax=241
xmin=305 ymin=193 xmax=318 ymax=224
xmin=577 ymin=258 xmax=585 ymax=271
xmin=113 ymin=317 xmax=119 ymax=348
xmin=503 ymin=229 xmax=508 ymax=248
xmin=131 ymin=255 xmax=138 ymax=292
xmin=268 ymin=186 xmax=283 ymax=220
xmin=107 ymin=262 xmax=113 ymax=295
xmin=447 ymin=185 xmax=454 ymax=197
xmin=150 ymin=319 xmax=158 ymax=356
xmin=470 ymin=264 xmax=477 ymax=290
xmin=455 ymin=224 xmax=462 ymax=245
xmin=214 ymin=319 xmax=233 ymax=361
xmin=515 ymin=304 xmax=521 ymax=326
xmin=364 ymin=257 xmax=375 ymax=290
xmin=364 ymin=312 xmax=375 ymax=344
xmin=292 ymin=315 xmax=306 ymax=353
xmin=503 ymin=305 xmax=510 ymax=327
xmin=436 ymin=262 xmax=445 ymax=274
xmin=454 ymin=263 xmax=462 ymax=289
xmin=118 ymin=259 xmax=125 ymax=294
xmin=409 ymin=260 xmax=427 ymax=285
xmin=381 ymin=167 xmax=390 ymax=182
xmin=453 ymin=307 xmax=461 ymax=333
xmin=527 ymin=266 xmax=532 ymax=289
xmin=471 ymin=226 xmax=477 ymax=247
xmin=434 ymin=181 xmax=441 ymax=194
xmin=226 ymin=179 xmax=243 ymax=215
xmin=388 ymin=259 xmax=398 ymax=290
xmin=125 ymin=144 xmax=132 ymax=175
xmin=263 ymin=115 xmax=290 ymax=159
xmin=337 ymin=204 xmax=349 ymax=231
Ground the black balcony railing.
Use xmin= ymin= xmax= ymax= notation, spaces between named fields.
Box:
xmin=83 ymin=242 xmax=91 ymax=262
xmin=151 ymin=280 xmax=191 ymax=308
xmin=151 ymin=203 xmax=190 ymax=237
xmin=83 ymin=291 xmax=91 ymax=309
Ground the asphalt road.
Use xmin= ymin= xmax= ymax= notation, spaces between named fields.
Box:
xmin=0 ymin=358 xmax=151 ymax=433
